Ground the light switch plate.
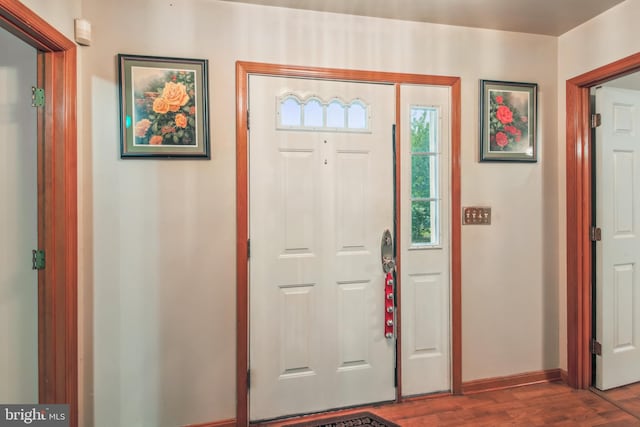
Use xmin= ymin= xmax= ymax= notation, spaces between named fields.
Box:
xmin=463 ymin=207 xmax=491 ymax=225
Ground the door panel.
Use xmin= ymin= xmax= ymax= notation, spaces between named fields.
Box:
xmin=400 ymin=84 xmax=451 ymax=396
xmin=0 ymin=28 xmax=38 ymax=402
xmin=595 ymin=86 xmax=640 ymax=390
xmin=249 ymin=75 xmax=395 ymax=420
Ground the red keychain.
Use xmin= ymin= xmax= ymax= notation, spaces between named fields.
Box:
xmin=384 ymin=272 xmax=394 ymax=338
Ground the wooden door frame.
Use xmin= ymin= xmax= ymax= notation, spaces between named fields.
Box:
xmin=566 ymin=51 xmax=640 ymax=389
xmin=0 ymin=1 xmax=78 ymax=426
xmin=236 ymin=61 xmax=461 ymax=426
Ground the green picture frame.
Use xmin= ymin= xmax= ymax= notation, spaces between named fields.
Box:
xmin=479 ymin=79 xmax=537 ymax=162
xmin=118 ymin=54 xmax=210 ymax=159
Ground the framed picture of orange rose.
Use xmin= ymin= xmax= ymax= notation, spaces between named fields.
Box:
xmin=118 ymin=54 xmax=210 ymax=158
xmin=479 ymin=79 xmax=537 ymax=162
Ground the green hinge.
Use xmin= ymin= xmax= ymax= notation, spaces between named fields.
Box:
xmin=32 ymin=87 xmax=45 ymax=108
xmin=32 ymin=249 xmax=45 ymax=270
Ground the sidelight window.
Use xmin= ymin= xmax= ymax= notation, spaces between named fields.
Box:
xmin=410 ymin=106 xmax=439 ymax=246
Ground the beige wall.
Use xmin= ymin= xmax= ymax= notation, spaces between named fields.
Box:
xmin=25 ymin=0 xmax=640 ymax=420
xmin=557 ymin=0 xmax=640 ymax=372
xmin=19 ymin=0 xmax=80 ymax=40
xmin=78 ymin=1 xmax=559 ymax=424
xmin=15 ymin=0 xmax=562 ymax=425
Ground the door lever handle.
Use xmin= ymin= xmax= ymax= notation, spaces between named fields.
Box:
xmin=380 ymin=229 xmax=395 ymax=273
xmin=382 ymin=257 xmax=395 ymax=273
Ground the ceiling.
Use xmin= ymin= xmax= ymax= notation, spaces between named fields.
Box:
xmin=221 ymin=0 xmax=626 ymax=36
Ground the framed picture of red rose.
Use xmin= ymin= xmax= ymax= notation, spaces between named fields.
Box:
xmin=118 ymin=54 xmax=210 ymax=158
xmin=479 ymin=79 xmax=537 ymax=162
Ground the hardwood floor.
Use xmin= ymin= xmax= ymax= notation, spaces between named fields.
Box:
xmin=257 ymin=382 xmax=640 ymax=426
xmin=595 ymin=382 xmax=640 ymax=419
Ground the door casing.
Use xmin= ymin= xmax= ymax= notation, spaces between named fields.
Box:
xmin=0 ymin=2 xmax=78 ymax=426
xmin=566 ymin=51 xmax=640 ymax=389
xmin=235 ymin=61 xmax=461 ymax=426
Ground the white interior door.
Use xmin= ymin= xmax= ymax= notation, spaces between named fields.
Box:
xmin=249 ymin=75 xmax=396 ymax=421
xmin=0 ymin=28 xmax=39 ymax=402
xmin=595 ymin=86 xmax=640 ymax=390
xmin=399 ymin=84 xmax=451 ymax=396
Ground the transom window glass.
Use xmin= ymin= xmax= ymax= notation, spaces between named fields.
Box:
xmin=303 ymin=98 xmax=323 ymax=128
xmin=410 ymin=106 xmax=439 ymax=246
xmin=277 ymin=93 xmax=370 ymax=132
xmin=347 ymin=102 xmax=367 ymax=129
xmin=280 ymin=97 xmax=301 ymax=127
xmin=326 ymin=100 xmax=346 ymax=128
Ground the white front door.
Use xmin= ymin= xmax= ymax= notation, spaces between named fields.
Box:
xmin=0 ymin=28 xmax=38 ymax=402
xmin=399 ymin=84 xmax=451 ymax=396
xmin=594 ymin=86 xmax=640 ymax=390
xmin=249 ymin=75 xmax=396 ymax=420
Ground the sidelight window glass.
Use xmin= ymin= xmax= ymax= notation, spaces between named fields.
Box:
xmin=410 ymin=106 xmax=439 ymax=245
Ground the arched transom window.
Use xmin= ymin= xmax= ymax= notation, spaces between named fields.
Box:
xmin=277 ymin=93 xmax=370 ymax=132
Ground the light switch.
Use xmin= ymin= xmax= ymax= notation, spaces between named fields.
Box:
xmin=463 ymin=207 xmax=491 ymax=225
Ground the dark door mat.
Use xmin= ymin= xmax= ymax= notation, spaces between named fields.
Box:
xmin=283 ymin=411 xmax=400 ymax=427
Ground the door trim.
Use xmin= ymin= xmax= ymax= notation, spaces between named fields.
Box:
xmin=0 ymin=2 xmax=78 ymax=426
xmin=565 ymin=51 xmax=640 ymax=389
xmin=236 ymin=61 xmax=461 ymax=426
